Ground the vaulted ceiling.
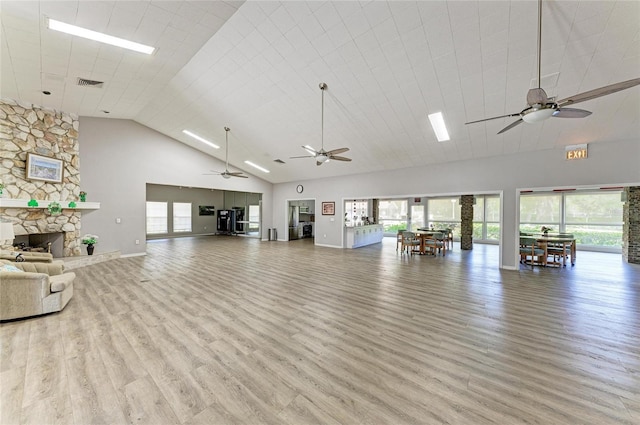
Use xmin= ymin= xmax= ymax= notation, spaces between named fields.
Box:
xmin=2 ymin=1 xmax=639 ymax=183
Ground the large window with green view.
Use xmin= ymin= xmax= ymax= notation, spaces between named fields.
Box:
xmin=427 ymin=197 xmax=461 ymax=237
xmin=378 ymin=200 xmax=408 ymax=233
xmin=519 ymin=191 xmax=623 ymax=250
xmin=473 ymin=195 xmax=501 ymax=242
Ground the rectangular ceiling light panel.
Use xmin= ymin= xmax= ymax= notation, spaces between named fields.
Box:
xmin=48 ymin=19 xmax=155 ymax=54
xmin=428 ymin=112 xmax=450 ymax=142
xmin=245 ymin=161 xmax=270 ymax=173
xmin=183 ymin=130 xmax=220 ymax=149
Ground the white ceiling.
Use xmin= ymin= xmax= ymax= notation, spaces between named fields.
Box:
xmin=2 ymin=1 xmax=639 ymax=184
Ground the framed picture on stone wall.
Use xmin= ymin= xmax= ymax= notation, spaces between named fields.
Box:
xmin=26 ymin=153 xmax=64 ymax=183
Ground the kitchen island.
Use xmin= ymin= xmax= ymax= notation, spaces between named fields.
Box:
xmin=344 ymin=224 xmax=384 ymax=248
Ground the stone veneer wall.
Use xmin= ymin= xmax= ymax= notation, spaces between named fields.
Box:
xmin=622 ymin=186 xmax=639 ymax=264
xmin=0 ymin=98 xmax=83 ymax=256
xmin=460 ymin=195 xmax=474 ymax=250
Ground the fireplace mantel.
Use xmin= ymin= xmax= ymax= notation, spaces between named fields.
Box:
xmin=0 ymin=199 xmax=100 ymax=210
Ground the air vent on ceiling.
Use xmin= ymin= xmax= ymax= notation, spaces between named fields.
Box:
xmin=273 ymin=159 xmax=286 ymax=164
xmin=77 ymin=77 xmax=104 ymax=88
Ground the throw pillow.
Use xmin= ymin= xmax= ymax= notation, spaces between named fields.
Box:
xmin=1 ymin=264 xmax=24 ymax=272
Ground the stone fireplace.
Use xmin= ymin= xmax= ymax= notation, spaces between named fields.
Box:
xmin=0 ymin=98 xmax=83 ymax=257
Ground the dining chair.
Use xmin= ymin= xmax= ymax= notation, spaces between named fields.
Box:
xmin=519 ymin=237 xmax=547 ymax=268
xmin=547 ymin=234 xmax=574 ymax=264
xmin=401 ymin=231 xmax=421 ymax=255
xmin=396 ymin=229 xmax=406 ymax=251
xmin=424 ymin=232 xmax=447 ymax=256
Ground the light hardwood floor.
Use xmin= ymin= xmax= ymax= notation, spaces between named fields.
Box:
xmin=1 ymin=236 xmax=639 ymax=425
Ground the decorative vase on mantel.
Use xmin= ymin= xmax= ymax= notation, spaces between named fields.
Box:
xmin=86 ymin=244 xmax=94 ymax=255
xmin=79 ymin=192 xmax=86 ymax=202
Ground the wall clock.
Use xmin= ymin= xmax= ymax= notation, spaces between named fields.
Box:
xmin=296 ymin=184 xmax=304 ymax=193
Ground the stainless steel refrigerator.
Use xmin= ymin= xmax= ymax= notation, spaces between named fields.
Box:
xmin=288 ymin=205 xmax=299 ymax=240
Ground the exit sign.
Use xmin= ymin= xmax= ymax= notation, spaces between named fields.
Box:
xmin=565 ymin=144 xmax=588 ymax=160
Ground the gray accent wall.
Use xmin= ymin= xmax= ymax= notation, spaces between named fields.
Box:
xmin=78 ymin=117 xmax=273 ymax=256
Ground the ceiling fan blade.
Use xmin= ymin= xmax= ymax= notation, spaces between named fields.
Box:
xmin=230 ymin=174 xmax=248 ymax=178
xmin=330 ymin=155 xmax=352 ymax=162
xmin=552 ymin=108 xmax=592 ymax=118
xmin=466 ymin=112 xmax=521 ymax=125
xmin=327 ymin=147 xmax=349 ymax=155
xmin=302 ymin=145 xmax=317 ymax=154
xmin=290 ymin=155 xmax=314 ymax=159
xmin=227 ymin=171 xmax=246 ymax=176
xmin=556 ymin=78 xmax=640 ymax=107
xmin=497 ymin=119 xmax=524 ymax=134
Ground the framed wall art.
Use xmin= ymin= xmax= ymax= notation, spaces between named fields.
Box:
xmin=322 ymin=201 xmax=335 ymax=215
xmin=26 ymin=153 xmax=64 ymax=183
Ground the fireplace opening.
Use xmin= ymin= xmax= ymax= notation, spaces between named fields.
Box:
xmin=13 ymin=232 xmax=65 ymax=258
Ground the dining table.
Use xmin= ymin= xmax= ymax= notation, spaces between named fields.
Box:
xmin=535 ymin=235 xmax=576 ymax=267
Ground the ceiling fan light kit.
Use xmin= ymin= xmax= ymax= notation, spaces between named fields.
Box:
xmin=465 ymin=0 xmax=640 ymax=134
xmin=521 ymin=107 xmax=555 ymax=123
xmin=290 ymin=83 xmax=352 ymax=166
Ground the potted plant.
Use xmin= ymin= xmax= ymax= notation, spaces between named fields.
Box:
xmin=541 ymin=226 xmax=553 ymax=236
xmin=81 ymin=234 xmax=98 ymax=255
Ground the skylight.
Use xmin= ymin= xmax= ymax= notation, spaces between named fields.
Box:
xmin=244 ymin=161 xmax=270 ymax=173
xmin=47 ymin=19 xmax=155 ymax=55
xmin=428 ymin=112 xmax=450 ymax=142
xmin=182 ymin=130 xmax=219 ymax=149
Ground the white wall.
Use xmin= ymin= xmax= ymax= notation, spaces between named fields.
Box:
xmin=272 ymin=139 xmax=640 ymax=269
xmin=78 ymin=117 xmax=273 ymax=256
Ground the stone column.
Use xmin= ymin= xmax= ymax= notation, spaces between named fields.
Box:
xmin=623 ymin=187 xmax=640 ymax=264
xmin=460 ymin=195 xmax=474 ymax=250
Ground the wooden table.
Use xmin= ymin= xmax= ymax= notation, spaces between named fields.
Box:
xmin=536 ymin=236 xmax=576 ymax=267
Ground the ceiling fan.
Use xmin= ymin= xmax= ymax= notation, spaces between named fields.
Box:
xmin=291 ymin=82 xmax=352 ymax=166
xmin=466 ymin=0 xmax=640 ymax=135
xmin=205 ymin=127 xmax=248 ymax=179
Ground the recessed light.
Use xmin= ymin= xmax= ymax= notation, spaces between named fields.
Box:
xmin=182 ymin=130 xmax=220 ymax=149
xmin=428 ymin=112 xmax=450 ymax=142
xmin=47 ymin=18 xmax=155 ymax=55
xmin=244 ymin=161 xmax=270 ymax=173
xmin=42 ymin=90 xmax=51 ymax=95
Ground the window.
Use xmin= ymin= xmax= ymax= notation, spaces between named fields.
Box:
xmin=378 ymin=200 xmax=408 ymax=233
xmin=345 ymin=200 xmax=369 ymax=226
xmin=520 ymin=191 xmax=623 ymax=249
xmin=564 ymin=192 xmax=623 ymax=247
xmin=427 ymin=197 xmax=461 ymax=236
xmin=173 ymin=202 xmax=192 ymax=233
xmin=473 ymin=196 xmax=501 ymax=241
xmin=519 ymin=194 xmax=561 ymax=232
xmin=410 ymin=205 xmax=425 ymax=231
xmin=248 ymin=204 xmax=260 ymax=233
xmin=146 ymin=202 xmax=167 ymax=234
